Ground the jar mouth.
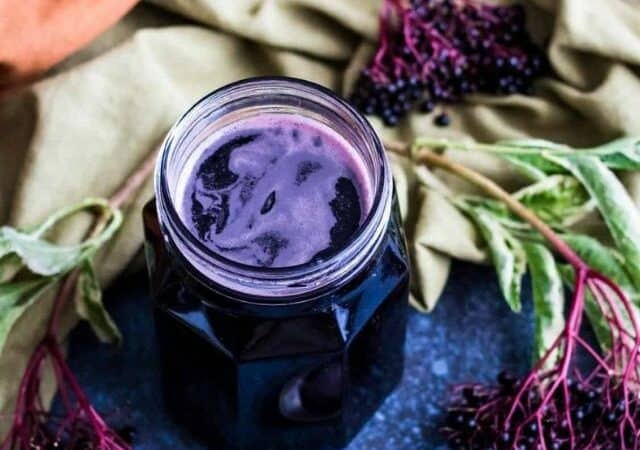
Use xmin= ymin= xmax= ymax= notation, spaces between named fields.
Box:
xmin=156 ymin=77 xmax=392 ymax=302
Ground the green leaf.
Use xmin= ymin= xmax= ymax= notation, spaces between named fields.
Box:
xmin=459 ymin=196 xmax=531 ymax=233
xmin=0 ymin=202 xmax=122 ymax=277
xmin=30 ymin=198 xmax=114 ymax=238
xmin=461 ymin=196 xmax=510 ymax=218
xmin=75 ymin=260 xmax=121 ymax=345
xmin=523 ymin=243 xmax=565 ymax=366
xmin=560 ymin=234 xmax=640 ymax=351
xmin=414 ymin=136 xmax=640 ymax=180
xmin=0 ymin=278 xmax=56 ymax=355
xmin=514 ymin=176 xmax=595 ymax=227
xmin=495 ymin=139 xmax=570 ymax=152
xmin=0 ymin=198 xmax=124 ymax=367
xmin=415 ymin=137 xmax=568 ymax=180
xmin=501 ymin=156 xmax=549 ymax=181
xmin=496 ymin=139 xmax=568 ymax=179
xmin=548 ymin=155 xmax=640 ymax=290
xmin=588 ymin=137 xmax=640 ymax=171
xmin=465 ymin=207 xmax=526 ymax=311
xmin=490 ymin=137 xmax=640 ymax=172
xmin=563 ymin=234 xmax=636 ymax=298
xmin=0 ymin=227 xmax=96 ymax=276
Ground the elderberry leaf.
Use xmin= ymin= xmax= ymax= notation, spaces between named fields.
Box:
xmin=497 ymin=138 xmax=640 ymax=172
xmin=0 ymin=199 xmax=124 ymax=354
xmin=488 ymin=139 xmax=569 ymax=180
xmin=425 ymin=137 xmax=640 ymax=180
xmin=564 ymin=232 xmax=640 ymax=346
xmin=514 ymin=175 xmax=595 ymax=227
xmin=74 ymin=260 xmax=121 ymax=345
xmin=29 ymin=198 xmax=115 ymax=238
xmin=547 ymin=155 xmax=640 ymax=290
xmin=495 ymin=139 xmax=569 ymax=151
xmin=0 ymin=228 xmax=95 ymax=276
xmin=501 ymin=156 xmax=549 ymax=181
xmin=460 ymin=196 xmax=509 ymax=218
xmin=560 ymin=234 xmax=640 ymax=351
xmin=523 ymin=243 xmax=565 ymax=366
xmin=0 ymin=200 xmax=122 ymax=277
xmin=563 ymin=234 xmax=636 ymax=297
xmin=458 ymin=196 xmax=530 ymax=232
xmin=588 ymin=137 xmax=640 ymax=171
xmin=0 ymin=277 xmax=56 ymax=356
xmin=464 ymin=207 xmax=525 ymax=312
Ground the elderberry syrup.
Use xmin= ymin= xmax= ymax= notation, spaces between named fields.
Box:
xmin=143 ymin=78 xmax=410 ymax=450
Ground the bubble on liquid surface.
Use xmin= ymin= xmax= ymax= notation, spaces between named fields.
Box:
xmin=178 ymin=114 xmax=373 ymax=268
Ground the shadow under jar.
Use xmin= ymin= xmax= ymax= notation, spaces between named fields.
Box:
xmin=143 ymin=77 xmax=410 ymax=450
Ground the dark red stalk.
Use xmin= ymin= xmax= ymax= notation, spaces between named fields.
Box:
xmin=1 ymin=148 xmax=158 ymax=450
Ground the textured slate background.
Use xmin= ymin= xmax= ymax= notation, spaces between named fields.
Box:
xmin=64 ymin=262 xmax=535 ymax=450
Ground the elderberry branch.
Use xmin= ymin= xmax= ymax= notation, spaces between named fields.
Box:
xmin=385 ymin=139 xmax=640 ymax=450
xmin=2 ymin=144 xmax=160 ymax=450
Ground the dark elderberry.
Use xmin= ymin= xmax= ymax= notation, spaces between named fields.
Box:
xmin=466 ymin=418 xmax=478 ymax=430
xmin=444 ymin=374 xmax=640 ymax=450
xmin=497 ymin=370 xmax=517 ymax=387
xmin=572 ymin=408 xmax=585 ymax=422
xmin=604 ymin=411 xmax=617 ymax=424
xmin=350 ymin=0 xmax=549 ymax=126
xmin=525 ymin=422 xmax=537 ymax=435
xmin=117 ymin=426 xmax=137 ymax=445
xmin=434 ymin=113 xmax=451 ymax=127
xmin=420 ymin=101 xmax=435 ymax=113
xmin=448 ymin=411 xmax=467 ymax=427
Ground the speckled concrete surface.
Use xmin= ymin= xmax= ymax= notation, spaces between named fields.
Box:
xmin=64 ymin=262 xmax=535 ymax=449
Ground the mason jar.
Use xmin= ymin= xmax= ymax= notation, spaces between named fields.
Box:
xmin=143 ymin=77 xmax=410 ymax=450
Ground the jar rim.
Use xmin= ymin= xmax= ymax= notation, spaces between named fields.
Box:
xmin=155 ymin=76 xmax=392 ymax=303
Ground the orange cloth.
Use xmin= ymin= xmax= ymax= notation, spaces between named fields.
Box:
xmin=0 ymin=0 xmax=138 ymax=89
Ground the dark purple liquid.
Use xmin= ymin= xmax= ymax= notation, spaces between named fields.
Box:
xmin=179 ymin=114 xmax=373 ymax=268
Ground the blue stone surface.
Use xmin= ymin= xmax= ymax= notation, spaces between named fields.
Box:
xmin=64 ymin=262 xmax=535 ymax=449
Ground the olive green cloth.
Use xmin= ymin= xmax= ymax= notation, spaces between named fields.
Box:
xmin=1 ymin=0 xmax=640 ymax=427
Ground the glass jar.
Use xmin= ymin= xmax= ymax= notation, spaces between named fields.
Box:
xmin=143 ymin=77 xmax=410 ymax=450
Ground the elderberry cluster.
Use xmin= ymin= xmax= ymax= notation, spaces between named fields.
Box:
xmin=443 ymin=371 xmax=640 ymax=450
xmin=349 ymin=0 xmax=548 ymax=127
